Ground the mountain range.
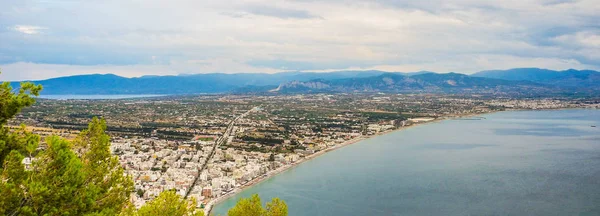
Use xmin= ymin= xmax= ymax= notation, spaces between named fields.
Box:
xmin=9 ymin=68 xmax=600 ymax=96
xmin=473 ymin=68 xmax=600 ymax=89
xmin=275 ymin=72 xmax=553 ymax=95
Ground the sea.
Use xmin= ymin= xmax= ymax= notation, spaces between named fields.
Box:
xmin=212 ymin=109 xmax=600 ymax=216
xmin=37 ymin=95 xmax=166 ymax=100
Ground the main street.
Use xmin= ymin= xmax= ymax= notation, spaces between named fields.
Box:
xmin=184 ymin=106 xmax=259 ymax=199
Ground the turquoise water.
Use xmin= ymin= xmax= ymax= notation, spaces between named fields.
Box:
xmin=212 ymin=109 xmax=600 ymax=216
xmin=38 ymin=95 xmax=166 ymax=100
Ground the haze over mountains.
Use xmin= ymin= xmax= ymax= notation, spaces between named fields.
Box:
xmin=11 ymin=68 xmax=600 ymax=96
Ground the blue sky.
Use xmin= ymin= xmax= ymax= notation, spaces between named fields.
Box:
xmin=1 ymin=0 xmax=599 ymax=81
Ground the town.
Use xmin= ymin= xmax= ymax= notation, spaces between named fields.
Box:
xmin=11 ymin=93 xmax=600 ymax=213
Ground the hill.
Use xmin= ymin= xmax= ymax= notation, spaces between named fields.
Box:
xmin=13 ymin=71 xmax=388 ymax=95
xmin=472 ymin=68 xmax=600 ymax=89
xmin=275 ymin=72 xmax=555 ymax=95
xmin=7 ymin=68 xmax=600 ymax=96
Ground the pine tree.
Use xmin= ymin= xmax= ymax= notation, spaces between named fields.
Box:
xmin=0 ymin=74 xmax=134 ymax=215
xmin=135 ymin=190 xmax=204 ymax=216
xmin=0 ymin=80 xmax=42 ymax=168
xmin=73 ymin=117 xmax=134 ymax=215
xmin=265 ymin=198 xmax=288 ymax=216
xmin=228 ymin=194 xmax=288 ymax=216
xmin=0 ymin=126 xmax=135 ymax=215
xmin=228 ymin=194 xmax=265 ymax=216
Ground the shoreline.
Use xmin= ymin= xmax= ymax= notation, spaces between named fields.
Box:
xmin=205 ymin=107 xmax=599 ymax=215
xmin=204 ymin=111 xmax=495 ymax=215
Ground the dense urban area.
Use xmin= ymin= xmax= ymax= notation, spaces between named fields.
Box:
xmin=10 ymin=93 xmax=600 ymax=214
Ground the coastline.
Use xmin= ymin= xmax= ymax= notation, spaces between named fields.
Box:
xmin=205 ymin=106 xmax=600 ymax=215
xmin=204 ymin=111 xmax=494 ymax=215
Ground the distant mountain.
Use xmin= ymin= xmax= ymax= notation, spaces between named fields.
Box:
xmin=275 ymin=73 xmax=555 ymax=95
xmin=8 ymin=68 xmax=600 ymax=96
xmin=472 ymin=68 xmax=600 ymax=89
xmin=18 ymin=74 xmax=236 ymax=94
xmin=12 ymin=71 xmax=390 ymax=95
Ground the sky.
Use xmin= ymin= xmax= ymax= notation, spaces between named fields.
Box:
xmin=1 ymin=0 xmax=599 ymax=81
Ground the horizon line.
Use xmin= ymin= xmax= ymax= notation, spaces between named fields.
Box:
xmin=4 ymin=67 xmax=596 ymax=82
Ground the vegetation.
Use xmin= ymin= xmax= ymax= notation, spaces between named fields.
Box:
xmin=135 ymin=190 xmax=202 ymax=216
xmin=228 ymin=194 xmax=288 ymax=216
xmin=0 ymin=74 xmax=287 ymax=215
xmin=239 ymin=135 xmax=284 ymax=146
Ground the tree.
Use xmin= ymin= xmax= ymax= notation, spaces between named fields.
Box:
xmin=228 ymin=194 xmax=265 ymax=216
xmin=0 ymin=128 xmax=134 ymax=215
xmin=73 ymin=117 xmax=135 ymax=215
xmin=0 ymin=79 xmax=42 ymax=168
xmin=1 ymin=135 xmax=101 ymax=215
xmin=137 ymin=189 xmax=146 ymax=198
xmin=228 ymin=194 xmax=288 ymax=216
xmin=135 ymin=190 xmax=203 ymax=216
xmin=265 ymin=198 xmax=288 ymax=216
xmin=0 ymin=75 xmax=133 ymax=215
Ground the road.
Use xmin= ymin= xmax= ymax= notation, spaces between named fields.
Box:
xmin=184 ymin=106 xmax=258 ymax=199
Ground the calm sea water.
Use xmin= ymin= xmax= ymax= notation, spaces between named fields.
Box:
xmin=212 ymin=109 xmax=600 ymax=216
xmin=38 ymin=95 xmax=166 ymax=100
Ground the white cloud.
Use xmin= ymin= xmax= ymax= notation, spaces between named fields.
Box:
xmin=552 ymin=31 xmax=600 ymax=48
xmin=11 ymin=25 xmax=47 ymax=34
xmin=0 ymin=60 xmax=281 ymax=81
xmin=305 ymin=54 xmax=600 ymax=74
xmin=0 ymin=0 xmax=599 ymax=79
xmin=3 ymin=54 xmax=598 ymax=82
xmin=0 ymin=62 xmax=173 ymax=81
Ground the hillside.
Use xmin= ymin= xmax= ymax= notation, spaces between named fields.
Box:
xmin=275 ymin=73 xmax=555 ymax=95
xmin=12 ymin=71 xmax=388 ymax=95
xmin=7 ymin=68 xmax=600 ymax=96
xmin=472 ymin=68 xmax=600 ymax=89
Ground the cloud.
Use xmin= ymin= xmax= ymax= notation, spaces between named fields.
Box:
xmin=304 ymin=54 xmax=599 ymax=73
xmin=11 ymin=25 xmax=47 ymax=34
xmin=0 ymin=60 xmax=281 ymax=81
xmin=552 ymin=31 xmax=600 ymax=48
xmin=242 ymin=5 xmax=318 ymax=19
xmin=0 ymin=62 xmax=176 ymax=81
xmin=0 ymin=0 xmax=599 ymax=79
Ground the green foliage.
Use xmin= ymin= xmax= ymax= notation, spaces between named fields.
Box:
xmin=228 ymin=194 xmax=264 ymax=216
xmin=0 ymin=78 xmax=42 ymax=168
xmin=0 ymin=150 xmax=27 ymax=214
xmin=265 ymin=198 xmax=288 ymax=216
xmin=228 ymin=194 xmax=288 ymax=216
xmin=136 ymin=189 xmax=146 ymax=198
xmin=0 ymin=124 xmax=40 ymax=169
xmin=0 ymin=81 xmax=42 ymax=125
xmin=0 ymin=76 xmax=133 ymax=215
xmin=0 ymin=127 xmax=134 ymax=215
xmin=74 ymin=117 xmax=135 ymax=215
xmin=1 ymin=136 xmax=94 ymax=215
xmin=134 ymin=190 xmax=203 ymax=216
xmin=23 ymin=136 xmax=87 ymax=215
